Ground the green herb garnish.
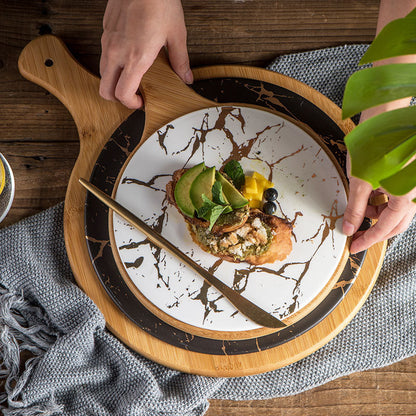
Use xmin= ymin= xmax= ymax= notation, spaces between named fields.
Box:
xmin=223 ymin=160 xmax=245 ymax=190
xmin=211 ymin=180 xmax=228 ymax=205
xmin=197 ymin=194 xmax=232 ymax=230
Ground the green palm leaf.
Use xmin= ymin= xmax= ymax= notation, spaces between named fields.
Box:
xmin=380 ymin=158 xmax=416 ymax=197
xmin=342 ymin=8 xmax=416 ymax=197
xmin=407 ymin=7 xmax=416 ymax=18
xmin=342 ymin=64 xmax=416 ymax=118
xmin=345 ymin=106 xmax=416 ymax=188
xmin=360 ymin=18 xmax=416 ymax=64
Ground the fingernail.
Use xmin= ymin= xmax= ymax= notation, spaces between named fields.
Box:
xmin=184 ymin=69 xmax=193 ymax=84
xmin=343 ymin=220 xmax=355 ymax=236
xmin=349 ymin=242 xmax=363 ymax=255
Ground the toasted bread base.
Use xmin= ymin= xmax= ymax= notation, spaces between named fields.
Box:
xmin=187 ymin=210 xmax=292 ymax=265
xmin=166 ymin=168 xmax=293 ymax=265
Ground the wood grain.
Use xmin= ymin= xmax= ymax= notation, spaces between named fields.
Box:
xmin=16 ymin=35 xmax=385 ymax=378
xmin=4 ymin=0 xmax=416 ymax=414
xmin=0 ymin=0 xmax=379 ymax=227
xmin=207 ymin=357 xmax=416 ymax=416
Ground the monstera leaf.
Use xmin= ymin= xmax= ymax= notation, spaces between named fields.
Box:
xmin=342 ymin=8 xmax=416 ymax=200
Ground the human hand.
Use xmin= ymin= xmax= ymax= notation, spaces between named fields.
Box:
xmin=99 ymin=0 xmax=192 ymax=109
xmin=343 ymin=175 xmax=416 ymax=254
xmin=342 ymin=100 xmax=416 ymax=253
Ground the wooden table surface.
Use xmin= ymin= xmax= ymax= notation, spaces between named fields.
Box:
xmin=2 ymin=1 xmax=416 ymax=414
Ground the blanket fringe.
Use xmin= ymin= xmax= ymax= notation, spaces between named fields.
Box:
xmin=0 ymin=286 xmax=63 ymax=415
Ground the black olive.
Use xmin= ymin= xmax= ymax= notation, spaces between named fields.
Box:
xmin=264 ymin=188 xmax=278 ymax=201
xmin=263 ymin=201 xmax=277 ymax=215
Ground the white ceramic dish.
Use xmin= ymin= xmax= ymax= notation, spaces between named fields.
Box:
xmin=111 ymin=106 xmax=348 ymax=332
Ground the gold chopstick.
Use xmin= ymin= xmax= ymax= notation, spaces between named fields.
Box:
xmin=79 ymin=178 xmax=287 ymax=329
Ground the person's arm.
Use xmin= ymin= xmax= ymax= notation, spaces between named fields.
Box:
xmin=343 ymin=0 xmax=416 ymax=253
xmin=99 ymin=0 xmax=192 ymax=109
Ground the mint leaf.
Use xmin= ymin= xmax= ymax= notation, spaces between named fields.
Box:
xmin=221 ymin=205 xmax=233 ymax=214
xmin=223 ymin=160 xmax=245 ymax=190
xmin=197 ymin=194 xmax=216 ymax=220
xmin=211 ymin=180 xmax=228 ymax=205
xmin=206 ymin=205 xmax=230 ymax=231
xmin=196 ymin=193 xmax=232 ymax=230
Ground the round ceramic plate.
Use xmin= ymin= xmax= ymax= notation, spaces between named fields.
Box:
xmin=0 ymin=153 xmax=15 ymax=223
xmin=85 ymin=77 xmax=367 ymax=354
xmin=112 ymin=105 xmax=349 ymax=334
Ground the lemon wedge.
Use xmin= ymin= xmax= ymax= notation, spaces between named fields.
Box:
xmin=0 ymin=157 xmax=5 ymax=196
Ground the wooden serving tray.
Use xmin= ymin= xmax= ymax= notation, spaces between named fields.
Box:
xmin=18 ymin=35 xmax=386 ymax=377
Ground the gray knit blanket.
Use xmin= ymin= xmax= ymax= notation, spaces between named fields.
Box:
xmin=1 ymin=45 xmax=416 ymax=416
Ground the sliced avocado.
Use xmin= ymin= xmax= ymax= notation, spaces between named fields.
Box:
xmin=174 ymin=162 xmax=206 ymax=217
xmin=216 ymin=171 xmax=249 ymax=209
xmin=190 ymin=166 xmax=216 ymax=210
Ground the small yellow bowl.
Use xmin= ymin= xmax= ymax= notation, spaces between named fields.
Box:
xmin=0 ymin=153 xmax=15 ymax=223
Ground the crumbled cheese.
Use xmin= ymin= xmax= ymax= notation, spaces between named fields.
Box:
xmin=242 ymin=240 xmax=254 ymax=249
xmin=209 ymin=239 xmax=218 ymax=251
xmin=236 ymin=225 xmax=250 ymax=238
xmin=228 ymin=232 xmax=239 ymax=246
xmin=253 ymin=228 xmax=268 ymax=244
xmin=228 ymin=243 xmax=243 ymax=257
xmin=252 ymin=217 xmax=262 ymax=229
xmin=246 ymin=234 xmax=258 ymax=245
xmin=220 ymin=237 xmax=231 ymax=248
xmin=192 ymin=215 xmax=272 ymax=260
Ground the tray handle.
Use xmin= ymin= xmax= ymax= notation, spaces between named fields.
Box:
xmin=18 ymin=35 xmax=131 ymax=150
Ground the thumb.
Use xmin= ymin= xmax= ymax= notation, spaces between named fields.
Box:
xmin=343 ymin=177 xmax=373 ymax=236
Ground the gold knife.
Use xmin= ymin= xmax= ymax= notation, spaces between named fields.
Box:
xmin=79 ymin=178 xmax=287 ymax=329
